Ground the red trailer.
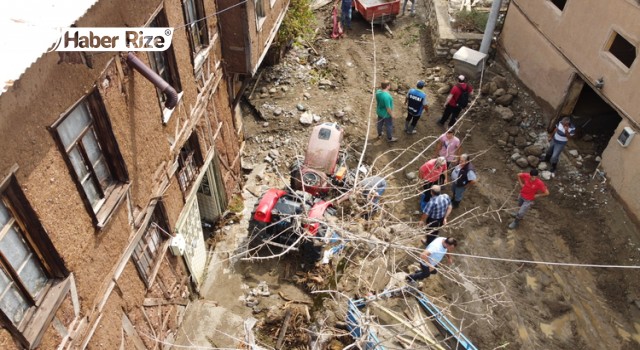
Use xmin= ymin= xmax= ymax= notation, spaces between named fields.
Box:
xmin=354 ymin=0 xmax=400 ymax=25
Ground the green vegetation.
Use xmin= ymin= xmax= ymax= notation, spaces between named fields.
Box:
xmin=276 ymin=0 xmax=316 ymax=47
xmin=454 ymin=9 xmax=489 ymax=33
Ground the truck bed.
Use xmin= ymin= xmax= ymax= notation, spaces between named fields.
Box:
xmin=354 ymin=0 xmax=400 ymax=24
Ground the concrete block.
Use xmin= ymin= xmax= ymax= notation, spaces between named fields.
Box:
xmin=453 ymin=46 xmax=487 ymax=79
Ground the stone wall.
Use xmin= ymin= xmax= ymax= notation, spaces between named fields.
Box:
xmin=424 ymin=0 xmax=484 ymax=60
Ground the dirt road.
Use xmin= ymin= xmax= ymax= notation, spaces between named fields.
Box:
xmin=232 ymin=6 xmax=640 ymax=350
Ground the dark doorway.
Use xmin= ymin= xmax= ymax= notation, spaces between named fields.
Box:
xmin=570 ymin=84 xmax=622 ymax=154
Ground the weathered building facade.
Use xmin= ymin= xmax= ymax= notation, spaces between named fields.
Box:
xmin=499 ymin=0 xmax=640 ymax=221
xmin=0 ymin=0 xmax=287 ymax=348
xmin=217 ymin=0 xmax=290 ymax=102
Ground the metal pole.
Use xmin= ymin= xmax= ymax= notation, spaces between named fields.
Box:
xmin=480 ymin=0 xmax=503 ymax=54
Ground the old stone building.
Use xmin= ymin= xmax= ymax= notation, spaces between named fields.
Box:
xmin=0 ymin=0 xmax=288 ymax=348
xmin=499 ymin=0 xmax=640 ymax=221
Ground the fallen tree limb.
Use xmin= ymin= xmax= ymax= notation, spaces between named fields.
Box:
xmin=276 ymin=309 xmax=292 ymax=349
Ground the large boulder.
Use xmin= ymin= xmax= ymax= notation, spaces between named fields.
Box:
xmin=493 ymin=88 xmax=506 ymax=98
xmin=524 ymin=144 xmax=545 ymax=157
xmin=495 ymin=106 xmax=514 ymax=121
xmin=507 ymin=126 xmax=520 ymax=136
xmin=495 ymin=94 xmax=514 ymax=106
xmin=515 ymin=157 xmax=529 ymax=168
xmin=514 ymin=136 xmax=528 ymax=148
xmin=492 ymin=76 xmax=508 ymax=90
xmin=527 ymin=155 xmax=540 ymax=167
xmin=481 ymin=81 xmax=498 ymax=95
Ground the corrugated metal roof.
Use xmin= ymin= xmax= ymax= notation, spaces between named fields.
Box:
xmin=0 ymin=0 xmax=99 ymax=95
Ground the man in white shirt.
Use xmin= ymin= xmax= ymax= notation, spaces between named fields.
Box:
xmin=406 ymin=237 xmax=457 ymax=283
xmin=544 ymin=117 xmax=576 ymax=174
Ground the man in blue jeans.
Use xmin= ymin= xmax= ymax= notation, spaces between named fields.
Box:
xmin=402 ymin=0 xmax=416 ymax=16
xmin=404 ymin=80 xmax=429 ymax=134
xmin=341 ymin=0 xmax=353 ymax=30
xmin=406 ymin=237 xmax=457 ymax=283
xmin=544 ymin=117 xmax=576 ymax=175
xmin=376 ymin=81 xmax=398 ymax=142
xmin=450 ymin=154 xmax=477 ymax=208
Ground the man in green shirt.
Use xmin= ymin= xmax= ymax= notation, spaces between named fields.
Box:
xmin=376 ymin=81 xmax=398 ymax=142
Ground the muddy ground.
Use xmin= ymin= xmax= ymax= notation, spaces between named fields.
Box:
xmin=206 ymin=5 xmax=640 ymax=350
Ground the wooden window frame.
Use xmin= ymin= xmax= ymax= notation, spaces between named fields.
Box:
xmin=50 ymin=89 xmax=130 ymax=229
xmin=131 ymin=202 xmax=171 ymax=288
xmin=148 ymin=8 xmax=183 ymax=123
xmin=0 ymin=169 xmax=69 ymax=349
xmin=605 ymin=30 xmax=637 ymax=70
xmin=182 ymin=0 xmax=210 ymax=62
xmin=176 ymin=133 xmax=204 ymax=195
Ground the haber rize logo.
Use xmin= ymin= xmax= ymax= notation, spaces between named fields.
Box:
xmin=50 ymin=28 xmax=174 ymax=52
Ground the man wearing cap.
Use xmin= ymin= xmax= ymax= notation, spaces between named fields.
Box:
xmin=438 ymin=75 xmax=473 ymax=128
xmin=418 ymin=156 xmax=448 ymax=210
xmin=406 ymin=237 xmax=457 ymax=283
xmin=544 ymin=117 xmax=576 ymax=175
xmin=509 ymin=169 xmax=549 ymax=229
xmin=404 ymin=80 xmax=429 ymax=134
xmin=419 ymin=185 xmax=452 ymax=246
xmin=376 ymin=81 xmax=398 ymax=142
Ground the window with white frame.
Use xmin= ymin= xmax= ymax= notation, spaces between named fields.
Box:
xmin=0 ymin=174 xmax=68 ymax=348
xmin=52 ymin=90 xmax=129 ymax=227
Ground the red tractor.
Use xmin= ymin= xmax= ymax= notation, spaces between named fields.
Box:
xmin=247 ymin=189 xmax=337 ymax=262
xmin=290 ymin=123 xmax=348 ymax=197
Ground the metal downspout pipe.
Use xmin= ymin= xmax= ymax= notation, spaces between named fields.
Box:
xmin=126 ymin=52 xmax=178 ymax=109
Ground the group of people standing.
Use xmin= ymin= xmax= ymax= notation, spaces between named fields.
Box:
xmin=375 ymin=75 xmax=473 ymax=142
xmin=371 ymin=74 xmax=574 ymax=286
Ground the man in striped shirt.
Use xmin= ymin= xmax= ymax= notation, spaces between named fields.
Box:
xmin=419 ymin=185 xmax=452 ymax=247
xmin=544 ymin=117 xmax=576 ymax=175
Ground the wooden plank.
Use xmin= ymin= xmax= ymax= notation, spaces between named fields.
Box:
xmin=146 ymin=241 xmax=171 ymax=289
xmin=23 ymin=277 xmax=71 ymax=347
xmin=143 ymin=298 xmax=189 ymax=307
xmin=80 ymin=313 xmax=103 ymax=350
xmin=122 ymin=313 xmax=147 ymax=350
xmin=69 ymin=273 xmax=80 ymax=317
xmin=140 ymin=306 xmax=157 ymax=345
xmin=372 ymin=302 xmax=447 ymax=350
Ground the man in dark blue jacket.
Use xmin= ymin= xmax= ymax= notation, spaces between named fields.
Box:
xmin=404 ymin=80 xmax=429 ymax=134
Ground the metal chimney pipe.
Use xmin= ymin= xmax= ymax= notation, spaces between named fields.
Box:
xmin=126 ymin=52 xmax=178 ymax=109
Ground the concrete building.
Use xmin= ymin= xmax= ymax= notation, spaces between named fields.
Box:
xmin=0 ymin=0 xmax=287 ymax=348
xmin=499 ymin=0 xmax=640 ymax=221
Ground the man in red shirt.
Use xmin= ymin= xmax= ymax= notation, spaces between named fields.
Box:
xmin=419 ymin=157 xmax=448 ymax=210
xmin=509 ymin=169 xmax=549 ymax=229
xmin=438 ymin=75 xmax=473 ymax=128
